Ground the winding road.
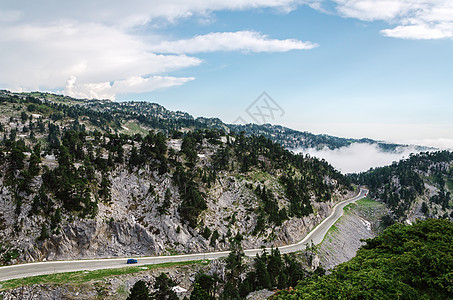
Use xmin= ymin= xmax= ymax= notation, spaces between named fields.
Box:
xmin=0 ymin=188 xmax=367 ymax=282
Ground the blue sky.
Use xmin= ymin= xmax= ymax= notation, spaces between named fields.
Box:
xmin=1 ymin=1 xmax=453 ymax=147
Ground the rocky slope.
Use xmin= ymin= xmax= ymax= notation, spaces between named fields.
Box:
xmin=0 ymin=91 xmax=353 ymax=265
xmin=316 ymin=197 xmax=389 ymax=269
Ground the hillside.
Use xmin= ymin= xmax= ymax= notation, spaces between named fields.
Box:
xmin=0 ymin=91 xmax=353 ymax=265
xmin=316 ymin=197 xmax=390 ymax=270
xmin=351 ymin=151 xmax=453 ymax=222
xmin=272 ymin=218 xmax=453 ymax=299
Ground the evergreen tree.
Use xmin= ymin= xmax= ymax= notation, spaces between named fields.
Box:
xmin=127 ymin=280 xmax=150 ymax=300
xmin=190 ymin=283 xmax=209 ymax=300
xmin=151 ymin=273 xmax=178 ymax=300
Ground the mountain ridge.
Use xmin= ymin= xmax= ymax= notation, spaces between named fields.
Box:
xmin=2 ymin=90 xmax=432 ymax=153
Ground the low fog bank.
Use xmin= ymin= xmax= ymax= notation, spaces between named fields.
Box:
xmin=293 ymin=143 xmax=422 ymax=174
xmin=392 ymin=138 xmax=453 ymax=150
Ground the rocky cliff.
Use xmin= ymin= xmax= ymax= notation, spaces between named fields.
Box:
xmin=0 ymin=92 xmax=353 ymax=264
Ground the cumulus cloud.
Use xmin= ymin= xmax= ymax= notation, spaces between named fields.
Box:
xmin=149 ymin=31 xmax=318 ymax=54
xmin=63 ymin=75 xmax=195 ymax=100
xmin=0 ymin=22 xmax=201 ymax=95
xmin=331 ymin=0 xmax=453 ymax=39
xmin=0 ymin=0 xmax=317 ymax=99
xmin=294 ymin=143 xmax=422 ymax=173
xmin=0 ymin=1 xmax=303 ymax=28
xmin=381 ymin=23 xmax=453 ymax=39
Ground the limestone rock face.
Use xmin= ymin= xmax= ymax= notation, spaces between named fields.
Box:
xmin=26 ymin=220 xmax=161 ymax=261
xmin=1 ymin=157 xmax=353 ymax=263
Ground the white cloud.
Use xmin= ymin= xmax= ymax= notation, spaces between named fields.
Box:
xmin=331 ymin=0 xmax=453 ymax=39
xmin=381 ymin=23 xmax=453 ymax=39
xmin=0 ymin=1 xmax=303 ymax=27
xmin=0 ymin=0 xmax=316 ymax=99
xmin=63 ymin=75 xmax=195 ymax=100
xmin=149 ymin=31 xmax=318 ymax=53
xmin=294 ymin=143 xmax=422 ymax=173
xmin=0 ymin=22 xmax=201 ymax=94
xmin=333 ymin=0 xmax=412 ymax=21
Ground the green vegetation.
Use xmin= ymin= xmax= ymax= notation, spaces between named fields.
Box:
xmin=126 ymin=272 xmax=181 ymax=300
xmin=351 ymin=151 xmax=453 ymax=219
xmin=127 ymin=280 xmax=151 ymax=300
xmin=355 ymin=197 xmax=377 ymax=206
xmin=151 ymin=272 xmax=178 ymax=300
xmin=0 ymin=260 xmax=207 ymax=291
xmin=272 ymin=218 xmax=453 ymax=299
xmin=185 ymin=234 xmax=322 ymax=300
xmin=0 ymin=243 xmax=20 ymax=265
xmin=122 ymin=121 xmax=149 ymax=135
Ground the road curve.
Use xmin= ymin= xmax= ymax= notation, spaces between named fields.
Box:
xmin=0 ymin=188 xmax=367 ymax=282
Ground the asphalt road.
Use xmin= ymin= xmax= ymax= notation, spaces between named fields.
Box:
xmin=0 ymin=188 xmax=367 ymax=282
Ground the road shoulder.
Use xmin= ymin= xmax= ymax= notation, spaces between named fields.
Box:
xmin=316 ymin=198 xmax=389 ymax=270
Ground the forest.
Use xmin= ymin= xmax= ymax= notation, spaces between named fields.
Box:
xmin=127 ymin=234 xmax=324 ymax=300
xmin=350 ymin=151 xmax=453 ymax=219
xmin=272 ymin=218 xmax=453 ymax=300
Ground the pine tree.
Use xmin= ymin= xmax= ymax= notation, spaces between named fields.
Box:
xmin=190 ymin=283 xmax=209 ymax=300
xmin=151 ymin=273 xmax=178 ymax=300
xmin=127 ymin=280 xmax=150 ymax=300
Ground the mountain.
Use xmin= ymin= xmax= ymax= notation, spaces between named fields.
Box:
xmin=0 ymin=90 xmax=354 ymax=265
xmin=5 ymin=91 xmax=429 ymax=152
xmin=228 ymin=123 xmax=417 ymax=151
xmin=350 ymin=151 xmax=453 ymax=222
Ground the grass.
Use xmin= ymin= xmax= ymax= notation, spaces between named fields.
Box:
xmin=343 ymin=203 xmax=354 ymax=213
xmin=321 ymin=198 xmax=381 ymax=243
xmin=353 ymin=197 xmax=388 ymax=228
xmin=343 ymin=197 xmax=375 ymax=213
xmin=26 ymin=92 xmax=83 ymax=105
xmin=121 ymin=121 xmax=148 ymax=135
xmin=0 ymin=260 xmax=208 ymax=291
xmin=329 ymin=224 xmax=338 ymax=233
xmin=344 ymin=198 xmax=384 ymax=215
xmin=446 ymin=179 xmax=453 ymax=193
xmin=249 ymin=170 xmax=272 ymax=182
xmin=356 ymin=197 xmax=379 ymax=207
xmin=320 ymin=221 xmax=340 ymax=245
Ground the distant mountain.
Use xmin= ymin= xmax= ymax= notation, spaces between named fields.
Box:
xmin=228 ymin=123 xmax=424 ymax=151
xmin=7 ymin=90 xmax=431 ymax=153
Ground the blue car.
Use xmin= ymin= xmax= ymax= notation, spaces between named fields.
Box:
xmin=127 ymin=259 xmax=138 ymax=264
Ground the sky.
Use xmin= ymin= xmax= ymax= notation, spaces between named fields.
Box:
xmin=1 ymin=0 xmax=453 ymax=148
